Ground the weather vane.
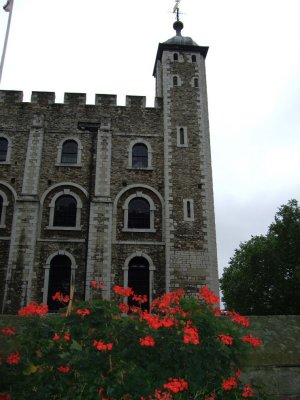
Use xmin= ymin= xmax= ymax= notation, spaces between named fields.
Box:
xmin=173 ymin=0 xmax=181 ymax=21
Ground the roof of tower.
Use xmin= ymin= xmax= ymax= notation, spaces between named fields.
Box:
xmin=153 ymin=20 xmax=209 ymax=76
xmin=163 ymin=20 xmax=199 ymax=46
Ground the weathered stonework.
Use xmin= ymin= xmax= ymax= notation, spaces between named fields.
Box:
xmin=0 ymin=23 xmax=219 ymax=313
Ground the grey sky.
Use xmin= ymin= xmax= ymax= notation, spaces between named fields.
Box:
xmin=1 ymin=0 xmax=299 ymax=279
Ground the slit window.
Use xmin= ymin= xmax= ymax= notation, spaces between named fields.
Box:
xmin=194 ymin=78 xmax=199 ymax=88
xmin=173 ymin=53 xmax=178 ymax=61
xmin=183 ymin=199 xmax=194 ymax=221
xmin=192 ymin=55 xmax=196 ymax=62
xmin=173 ymin=76 xmax=178 ymax=86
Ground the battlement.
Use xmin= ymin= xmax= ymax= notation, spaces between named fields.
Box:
xmin=0 ymin=90 xmax=162 ymax=109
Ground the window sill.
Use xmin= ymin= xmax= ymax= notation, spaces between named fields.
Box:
xmin=55 ymin=163 xmax=82 ymax=167
xmin=46 ymin=226 xmax=82 ymax=231
xmin=127 ymin=167 xmax=154 ymax=171
xmin=122 ymin=228 xmax=156 ymax=233
xmin=0 ymin=161 xmax=11 ymax=165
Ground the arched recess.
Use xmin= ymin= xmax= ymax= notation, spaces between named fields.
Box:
xmin=42 ymin=250 xmax=77 ymax=310
xmin=123 ymin=252 xmax=155 ymax=309
xmin=0 ymin=182 xmax=17 ymax=229
xmin=0 ymin=190 xmax=9 ymax=227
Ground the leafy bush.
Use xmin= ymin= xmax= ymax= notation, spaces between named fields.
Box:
xmin=0 ymin=285 xmax=270 ymax=399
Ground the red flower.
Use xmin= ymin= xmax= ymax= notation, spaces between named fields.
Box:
xmin=18 ymin=302 xmax=48 ymax=317
xmin=163 ymin=378 xmax=188 ymax=393
xmin=57 ymin=364 xmax=71 ymax=373
xmin=242 ymin=384 xmax=254 ymax=397
xmin=1 ymin=327 xmax=15 ymax=336
xmin=139 ymin=335 xmax=156 ymax=347
xmin=52 ymin=292 xmax=70 ymax=303
xmin=6 ymin=351 xmax=20 ymax=365
xmin=0 ymin=393 xmax=12 ymax=400
xmin=91 ymin=280 xmax=104 ymax=289
xmin=218 ymin=334 xmax=234 ymax=345
xmin=222 ymin=376 xmax=238 ymax=391
xmin=118 ymin=303 xmax=130 ymax=313
xmin=142 ymin=312 xmax=163 ymax=329
xmin=154 ymin=389 xmax=173 ymax=400
xmin=93 ymin=339 xmax=113 ymax=351
xmin=76 ymin=309 xmax=90 ymax=317
xmin=183 ymin=322 xmax=200 ymax=345
xmin=113 ymin=285 xmax=133 ymax=297
xmin=242 ymin=334 xmax=262 ymax=347
xmin=161 ymin=317 xmax=175 ymax=328
xmin=132 ymin=294 xmax=148 ymax=303
xmin=198 ymin=286 xmax=219 ymax=305
xmin=63 ymin=332 xmax=71 ymax=341
xmin=52 ymin=333 xmax=60 ymax=341
xmin=227 ymin=311 xmax=250 ymax=327
xmin=205 ymin=392 xmax=216 ymax=400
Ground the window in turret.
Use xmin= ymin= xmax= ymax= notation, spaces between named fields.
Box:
xmin=173 ymin=53 xmax=178 ymax=61
xmin=177 ymin=127 xmax=188 ymax=147
xmin=0 ymin=191 xmax=8 ymax=228
xmin=194 ymin=78 xmax=199 ymax=88
xmin=183 ymin=199 xmax=194 ymax=221
xmin=192 ymin=55 xmax=196 ymax=63
xmin=173 ymin=76 xmax=178 ymax=86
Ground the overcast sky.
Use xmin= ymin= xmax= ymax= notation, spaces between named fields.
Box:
xmin=0 ymin=0 xmax=299 ymax=279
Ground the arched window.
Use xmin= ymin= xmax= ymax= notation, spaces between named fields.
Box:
xmin=173 ymin=53 xmax=178 ymax=61
xmin=132 ymin=143 xmax=148 ymax=168
xmin=47 ymin=255 xmax=71 ymax=312
xmin=0 ymin=137 xmax=8 ymax=162
xmin=128 ymin=257 xmax=150 ymax=311
xmin=128 ymin=198 xmax=150 ymax=229
xmin=53 ymin=195 xmax=77 ymax=227
xmin=183 ymin=199 xmax=194 ymax=221
xmin=61 ymin=140 xmax=78 ymax=164
xmin=194 ymin=78 xmax=199 ymax=88
xmin=192 ymin=55 xmax=196 ymax=62
xmin=173 ymin=76 xmax=178 ymax=86
xmin=177 ymin=126 xmax=188 ymax=147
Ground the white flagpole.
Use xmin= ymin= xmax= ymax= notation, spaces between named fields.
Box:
xmin=0 ymin=0 xmax=14 ymax=84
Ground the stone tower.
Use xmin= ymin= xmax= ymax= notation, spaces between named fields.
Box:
xmin=0 ymin=19 xmax=218 ymax=314
xmin=154 ymin=20 xmax=219 ymax=295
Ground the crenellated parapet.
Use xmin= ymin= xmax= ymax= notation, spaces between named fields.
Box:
xmin=0 ymin=90 xmax=162 ymax=109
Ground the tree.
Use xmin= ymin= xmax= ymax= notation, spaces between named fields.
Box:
xmin=220 ymin=199 xmax=300 ymax=315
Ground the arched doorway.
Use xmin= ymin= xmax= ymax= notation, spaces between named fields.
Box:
xmin=47 ymin=255 xmax=71 ymax=311
xmin=128 ymin=256 xmax=149 ymax=310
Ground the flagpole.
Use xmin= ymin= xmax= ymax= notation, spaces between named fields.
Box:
xmin=0 ymin=0 xmax=14 ymax=84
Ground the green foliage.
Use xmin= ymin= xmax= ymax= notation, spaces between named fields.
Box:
xmin=220 ymin=199 xmax=300 ymax=315
xmin=0 ymin=288 xmax=271 ymax=399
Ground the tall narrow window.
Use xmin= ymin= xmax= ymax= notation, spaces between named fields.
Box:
xmin=53 ymin=195 xmax=77 ymax=227
xmin=183 ymin=199 xmax=194 ymax=221
xmin=132 ymin=143 xmax=148 ymax=168
xmin=173 ymin=76 xmax=178 ymax=86
xmin=194 ymin=78 xmax=199 ymax=88
xmin=192 ymin=55 xmax=196 ymax=62
xmin=61 ymin=140 xmax=78 ymax=164
xmin=0 ymin=195 xmax=3 ymax=225
xmin=187 ymin=201 xmax=191 ymax=218
xmin=0 ymin=138 xmax=8 ymax=162
xmin=179 ymin=128 xmax=185 ymax=145
xmin=128 ymin=198 xmax=150 ymax=229
xmin=173 ymin=53 xmax=178 ymax=61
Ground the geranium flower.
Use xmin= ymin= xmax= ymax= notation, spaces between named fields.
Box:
xmin=198 ymin=286 xmax=219 ymax=305
xmin=218 ymin=334 xmax=234 ymax=345
xmin=183 ymin=322 xmax=200 ymax=345
xmin=18 ymin=302 xmax=48 ymax=317
xmin=76 ymin=309 xmax=90 ymax=317
xmin=163 ymin=378 xmax=188 ymax=393
xmin=52 ymin=292 xmax=70 ymax=303
xmin=57 ymin=364 xmax=71 ymax=373
xmin=6 ymin=352 xmax=20 ymax=365
xmin=242 ymin=384 xmax=254 ymax=397
xmin=113 ymin=285 xmax=133 ymax=297
xmin=118 ymin=303 xmax=130 ymax=313
xmin=1 ymin=327 xmax=15 ymax=336
xmin=227 ymin=311 xmax=250 ymax=327
xmin=242 ymin=334 xmax=262 ymax=347
xmin=222 ymin=376 xmax=238 ymax=391
xmin=93 ymin=339 xmax=113 ymax=351
xmin=139 ymin=335 xmax=155 ymax=347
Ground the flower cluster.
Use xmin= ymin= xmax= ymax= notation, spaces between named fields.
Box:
xmin=57 ymin=365 xmax=71 ymax=373
xmin=93 ymin=339 xmax=113 ymax=351
xmin=90 ymin=280 xmax=104 ymax=289
xmin=198 ymin=286 xmax=219 ymax=305
xmin=242 ymin=384 xmax=254 ymax=398
xmin=140 ymin=335 xmax=156 ymax=347
xmin=227 ymin=311 xmax=250 ymax=327
xmin=1 ymin=327 xmax=15 ymax=336
xmin=18 ymin=302 xmax=48 ymax=317
xmin=76 ymin=308 xmax=91 ymax=317
xmin=218 ymin=334 xmax=234 ymax=345
xmin=113 ymin=285 xmax=133 ymax=297
xmin=163 ymin=378 xmax=188 ymax=393
xmin=6 ymin=352 xmax=20 ymax=365
xmin=183 ymin=321 xmax=200 ymax=345
xmin=52 ymin=292 xmax=70 ymax=303
xmin=242 ymin=334 xmax=262 ymax=347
